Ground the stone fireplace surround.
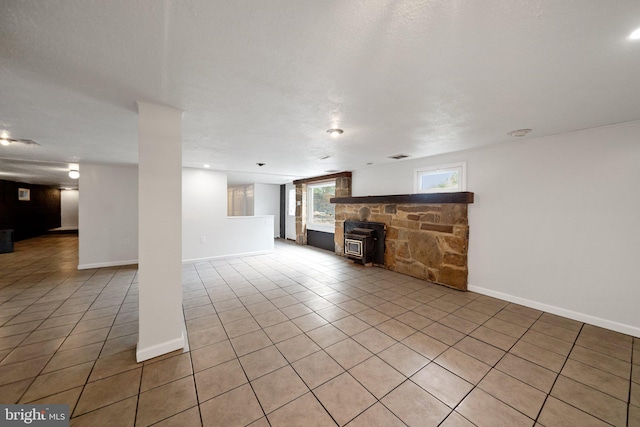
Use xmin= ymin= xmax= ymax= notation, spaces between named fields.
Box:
xmin=331 ymin=192 xmax=474 ymax=291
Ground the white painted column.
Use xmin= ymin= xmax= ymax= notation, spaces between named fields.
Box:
xmin=136 ymin=102 xmax=184 ymax=362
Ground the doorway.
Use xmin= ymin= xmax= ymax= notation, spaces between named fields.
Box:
xmin=285 ymin=184 xmax=296 ymax=240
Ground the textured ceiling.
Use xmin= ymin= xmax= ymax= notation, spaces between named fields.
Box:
xmin=1 ymin=0 xmax=639 ymax=186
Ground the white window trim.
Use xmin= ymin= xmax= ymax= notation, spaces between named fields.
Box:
xmin=413 ymin=162 xmax=467 ymax=194
xmin=307 ymin=181 xmax=335 ymax=233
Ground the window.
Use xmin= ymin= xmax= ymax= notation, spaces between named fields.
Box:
xmin=227 ymin=185 xmax=254 ymax=216
xmin=414 ymin=162 xmax=466 ymax=194
xmin=18 ymin=188 xmax=30 ymax=201
xmin=307 ymin=181 xmax=335 ymax=232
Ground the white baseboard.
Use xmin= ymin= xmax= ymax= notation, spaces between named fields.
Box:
xmin=78 ymin=249 xmax=275 ymax=269
xmin=468 ymin=284 xmax=640 ymax=338
xmin=182 ymin=249 xmax=274 ymax=263
xmin=136 ymin=333 xmax=185 ymax=363
xmin=77 ymin=259 xmax=139 ymax=270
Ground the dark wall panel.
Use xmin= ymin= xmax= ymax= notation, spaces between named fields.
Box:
xmin=307 ymin=230 xmax=334 ymax=252
xmin=0 ymin=180 xmax=61 ymax=241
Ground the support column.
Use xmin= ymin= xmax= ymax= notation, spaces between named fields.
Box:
xmin=136 ymin=102 xmax=184 ymax=362
xmin=295 ymin=183 xmax=307 ymax=245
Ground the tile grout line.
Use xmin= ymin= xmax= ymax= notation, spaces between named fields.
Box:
xmin=531 ymin=322 xmax=585 ymax=425
xmin=216 ymin=258 xmax=351 ymax=425
xmin=2 ymin=237 xmax=637 ymax=426
xmin=69 ymin=267 xmax=133 ymax=421
xmin=423 ymin=302 xmax=542 ymax=425
xmin=9 ymin=264 xmax=104 ymax=406
xmin=210 ymin=274 xmax=272 ymax=425
xmin=189 ymin=262 xmax=211 ymax=426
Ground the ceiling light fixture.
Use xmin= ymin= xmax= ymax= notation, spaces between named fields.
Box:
xmin=0 ymin=138 xmax=10 ymax=146
xmin=388 ymin=154 xmax=410 ymax=160
xmin=327 ymin=128 xmax=343 ymax=138
xmin=204 ymin=164 xmax=210 ymax=168
xmin=507 ymin=128 xmax=532 ymax=137
xmin=629 ymin=27 xmax=640 ymax=40
xmin=69 ymin=169 xmax=80 ymax=179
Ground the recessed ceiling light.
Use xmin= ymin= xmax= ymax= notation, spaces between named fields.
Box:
xmin=256 ymin=163 xmax=265 ymax=167
xmin=507 ymin=128 xmax=532 ymax=137
xmin=629 ymin=27 xmax=640 ymax=40
xmin=319 ymin=155 xmax=331 ymax=160
xmin=1 ymin=131 xmax=11 ymax=146
xmin=366 ymin=162 xmax=373 ymax=165
xmin=69 ymin=169 xmax=80 ymax=179
xmin=325 ymin=169 xmax=339 ymax=173
xmin=388 ymin=154 xmax=410 ymax=160
xmin=203 ymin=164 xmax=210 ymax=168
xmin=327 ymin=128 xmax=343 ymax=138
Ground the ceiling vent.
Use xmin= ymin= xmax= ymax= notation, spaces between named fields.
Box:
xmin=388 ymin=154 xmax=410 ymax=160
xmin=507 ymin=129 xmax=532 ymax=137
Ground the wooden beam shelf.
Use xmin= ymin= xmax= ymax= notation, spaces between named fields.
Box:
xmin=330 ymin=192 xmax=474 ymax=204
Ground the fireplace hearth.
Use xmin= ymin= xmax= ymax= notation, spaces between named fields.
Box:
xmin=332 ymin=193 xmax=473 ymax=290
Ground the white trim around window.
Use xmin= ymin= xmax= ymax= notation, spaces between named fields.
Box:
xmin=307 ymin=181 xmax=336 ymax=233
xmin=413 ymin=162 xmax=466 ymax=194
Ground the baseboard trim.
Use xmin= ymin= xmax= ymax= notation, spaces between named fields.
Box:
xmin=77 ymin=259 xmax=138 ymax=270
xmin=78 ymin=249 xmax=275 ymax=269
xmin=136 ymin=333 xmax=185 ymax=363
xmin=468 ymin=284 xmax=640 ymax=338
xmin=182 ymin=249 xmax=274 ymax=263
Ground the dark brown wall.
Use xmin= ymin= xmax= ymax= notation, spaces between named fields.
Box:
xmin=0 ymin=180 xmax=61 ymax=241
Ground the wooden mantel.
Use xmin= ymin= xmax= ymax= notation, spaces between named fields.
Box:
xmin=330 ymin=191 xmax=474 ymax=205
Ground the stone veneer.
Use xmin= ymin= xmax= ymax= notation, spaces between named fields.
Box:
xmin=334 ymin=200 xmax=470 ymax=290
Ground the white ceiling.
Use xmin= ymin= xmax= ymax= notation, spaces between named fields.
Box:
xmin=1 ymin=0 xmax=639 ymax=187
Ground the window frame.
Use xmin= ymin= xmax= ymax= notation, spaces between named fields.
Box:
xmin=413 ymin=162 xmax=467 ymax=194
xmin=306 ymin=180 xmax=336 ymax=233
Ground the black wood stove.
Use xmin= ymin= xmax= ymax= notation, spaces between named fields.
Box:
xmin=344 ymin=228 xmax=376 ymax=265
xmin=344 ymin=221 xmax=386 ymax=265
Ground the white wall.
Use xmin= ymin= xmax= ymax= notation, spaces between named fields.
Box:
xmin=60 ymin=189 xmax=79 ymax=229
xmin=182 ymin=168 xmax=274 ymax=262
xmin=254 ymin=183 xmax=281 ymax=237
xmin=79 ymin=167 xmax=274 ymax=267
xmin=353 ymin=121 xmax=640 ymax=337
xmin=78 ymin=163 xmax=138 ymax=269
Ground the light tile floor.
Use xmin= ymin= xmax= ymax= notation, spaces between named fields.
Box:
xmin=0 ymin=235 xmax=638 ymax=426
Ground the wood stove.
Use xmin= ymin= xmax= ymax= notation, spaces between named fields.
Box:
xmin=344 ymin=221 xmax=385 ymax=265
xmin=344 ymin=228 xmax=375 ymax=264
